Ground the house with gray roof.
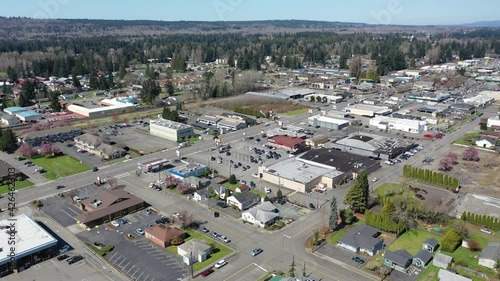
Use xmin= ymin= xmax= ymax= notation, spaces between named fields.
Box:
xmin=422 ymin=238 xmax=439 ymax=252
xmin=433 ymin=252 xmax=453 ymax=269
xmin=337 ymin=224 xmax=384 ymax=256
xmin=242 ymin=201 xmax=280 ymax=228
xmin=413 ymin=249 xmax=433 ymax=268
xmin=438 ymin=269 xmax=472 ymax=281
xmin=193 ymin=188 xmax=210 ymax=201
xmin=383 ymin=249 xmax=413 ymax=272
xmin=227 ymin=192 xmax=261 ymax=211
xmin=479 ymin=242 xmax=500 ymax=269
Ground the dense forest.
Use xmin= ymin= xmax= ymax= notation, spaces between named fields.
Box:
xmin=0 ymin=18 xmax=499 ymax=80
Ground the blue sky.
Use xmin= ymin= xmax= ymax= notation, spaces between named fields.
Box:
xmin=2 ymin=0 xmax=499 ymax=25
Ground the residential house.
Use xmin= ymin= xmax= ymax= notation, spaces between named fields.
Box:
xmin=226 ymin=192 xmax=261 ymax=211
xmin=95 ymin=143 xmax=126 ymax=160
xmin=478 ymin=242 xmax=500 ymax=269
xmin=177 ymin=240 xmax=212 ymax=265
xmin=235 ymin=184 xmax=250 ymax=193
xmin=145 ymin=225 xmax=186 ymax=248
xmin=433 ymin=252 xmax=453 ymax=269
xmin=475 ymin=138 xmax=496 ymax=149
xmin=242 ymin=202 xmax=280 ymax=228
xmin=422 ymin=238 xmax=439 ymax=253
xmin=193 ymin=188 xmax=210 ymax=201
xmin=383 ymin=250 xmax=413 ymax=272
xmin=74 ymin=133 xmax=125 ymax=159
xmin=438 ymin=269 xmax=472 ymax=281
xmin=413 ymin=249 xmax=433 ymax=268
xmin=337 ymin=224 xmax=384 ymax=256
xmin=184 ymin=176 xmax=210 ymax=189
xmin=19 ymin=127 xmax=82 ymax=146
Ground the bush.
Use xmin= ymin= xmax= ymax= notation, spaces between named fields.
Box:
xmin=455 ymin=260 xmax=468 ymax=267
xmin=466 ymin=239 xmax=482 ymax=251
xmin=441 ymin=228 xmax=462 ymax=252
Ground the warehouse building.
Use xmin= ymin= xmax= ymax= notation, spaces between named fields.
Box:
xmin=0 ymin=213 xmax=58 ymax=276
xmin=344 ymin=104 xmax=392 ymax=117
xmin=463 ymin=95 xmax=494 ymax=108
xmin=3 ymin=106 xmax=26 ymax=115
xmin=406 ymin=92 xmax=450 ymax=103
xmin=258 ymin=148 xmax=380 ymax=193
xmin=217 ymin=119 xmax=247 ymax=131
xmin=479 ymin=90 xmax=500 ymax=101
xmin=331 ymin=133 xmax=415 ymax=160
xmin=149 ymin=118 xmax=193 ymax=142
xmin=449 ymin=103 xmax=476 ymax=114
xmin=169 ymin=163 xmax=207 ymax=179
xmin=196 ymin=115 xmax=221 ymax=126
xmin=1 ymin=114 xmax=21 ymax=126
xmin=217 ymin=113 xmax=257 ymax=125
xmin=369 ymin=115 xmax=426 ymax=134
xmin=267 ymin=135 xmax=307 ymax=152
xmin=16 ymin=111 xmax=42 ymax=122
xmin=67 ymin=98 xmax=135 ymax=118
xmin=308 ymin=115 xmax=350 ymax=130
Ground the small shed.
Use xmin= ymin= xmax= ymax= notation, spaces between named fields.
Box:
xmin=433 ymin=252 xmax=453 ymax=269
xmin=422 ymin=238 xmax=439 ymax=252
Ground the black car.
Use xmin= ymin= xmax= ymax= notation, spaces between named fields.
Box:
xmin=352 ymin=256 xmax=365 ymax=264
xmin=92 ymin=167 xmax=99 ymax=172
xmin=56 ymin=185 xmax=65 ymax=189
xmin=252 ymin=248 xmax=263 ymax=256
xmin=276 ymin=199 xmax=286 ymax=205
xmin=217 ymin=202 xmax=228 ymax=208
xmin=67 ymin=255 xmax=83 ymax=264
xmin=309 ymin=203 xmax=316 ymax=210
xmin=155 ymin=217 xmax=169 ymax=224
xmin=57 ymin=254 xmax=69 ymax=261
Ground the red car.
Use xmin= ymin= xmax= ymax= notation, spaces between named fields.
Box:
xmin=415 ymin=194 xmax=425 ymax=200
xmin=421 ymin=189 xmax=428 ymax=194
xmin=201 ymin=268 xmax=214 ymax=277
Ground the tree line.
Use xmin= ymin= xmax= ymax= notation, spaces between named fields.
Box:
xmin=402 ymin=165 xmax=460 ymax=190
xmin=460 ymin=212 xmax=500 ymax=231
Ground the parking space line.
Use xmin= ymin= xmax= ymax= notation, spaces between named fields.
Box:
xmin=136 ymin=271 xmax=145 ymax=280
xmin=126 ymin=265 xmax=136 ymax=274
xmin=142 ymin=274 xmax=150 ymax=281
xmin=114 ymin=257 xmax=125 ymax=265
xmin=131 ymin=267 xmax=140 ymax=277
xmin=110 ymin=254 xmax=123 ymax=263
xmin=122 ymin=260 xmax=132 ymax=271
xmin=118 ymin=258 xmax=127 ymax=267
xmin=108 ymin=252 xmax=118 ymax=260
xmin=150 ymin=277 xmax=155 ymax=281
xmin=65 ymin=207 xmax=81 ymax=215
xmin=60 ymin=209 xmax=76 ymax=221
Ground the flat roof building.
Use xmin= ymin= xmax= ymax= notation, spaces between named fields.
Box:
xmin=3 ymin=106 xmax=26 ymax=115
xmin=0 ymin=213 xmax=58 ymax=272
xmin=67 ymin=100 xmax=135 ymax=118
xmin=331 ymin=133 xmax=415 ymax=160
xmin=1 ymin=114 xmax=21 ymax=126
xmin=139 ymin=158 xmax=170 ymax=172
xmin=16 ymin=111 xmax=42 ymax=122
xmin=169 ymin=163 xmax=207 ymax=179
xmin=344 ymin=104 xmax=392 ymax=117
xmin=406 ymin=92 xmax=450 ymax=103
xmin=149 ymin=118 xmax=193 ymax=142
xmin=369 ymin=115 xmax=426 ymax=134
xmin=449 ymin=103 xmax=476 ymax=114
xmin=463 ymin=95 xmax=494 ymax=108
xmin=308 ymin=115 xmax=350 ymax=130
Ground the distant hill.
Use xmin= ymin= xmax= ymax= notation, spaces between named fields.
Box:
xmin=0 ymin=17 xmax=475 ymax=40
xmin=463 ymin=20 xmax=500 ymax=27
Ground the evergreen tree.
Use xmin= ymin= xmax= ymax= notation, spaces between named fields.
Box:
xmin=89 ymin=71 xmax=98 ymax=90
xmin=344 ymin=171 xmax=369 ymax=213
xmin=17 ymin=92 xmax=29 ymax=107
xmin=48 ymin=91 xmax=61 ymax=112
xmin=0 ymin=128 xmax=18 ymax=153
xmin=329 ymin=196 xmax=338 ymax=230
xmin=139 ymin=78 xmax=161 ymax=104
xmin=72 ymin=74 xmax=81 ymax=89
xmin=288 ymin=256 xmax=296 ymax=277
xmin=166 ymin=81 xmax=175 ymax=96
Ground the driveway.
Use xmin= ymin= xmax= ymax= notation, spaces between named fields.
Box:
xmin=315 ymin=243 xmax=371 ymax=270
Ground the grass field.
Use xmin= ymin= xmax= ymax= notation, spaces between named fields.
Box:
xmin=285 ymin=108 xmax=309 ymax=116
xmin=374 ymin=182 xmax=420 ymax=203
xmin=30 ymin=155 xmax=91 ymax=180
xmin=0 ymin=179 xmax=34 ymax=194
xmin=326 ymin=228 xmax=347 ymax=245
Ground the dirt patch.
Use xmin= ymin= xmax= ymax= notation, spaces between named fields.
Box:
xmin=379 ymin=232 xmax=397 ymax=246
xmin=203 ymin=95 xmax=309 ymax=114
xmin=444 ymin=147 xmax=500 ymax=197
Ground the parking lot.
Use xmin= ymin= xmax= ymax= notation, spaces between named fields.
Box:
xmin=316 ymin=243 xmax=370 ymax=270
xmin=75 ymin=210 xmax=189 ymax=281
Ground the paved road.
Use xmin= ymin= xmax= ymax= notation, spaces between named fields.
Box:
xmin=4 ymin=109 xmax=487 ymax=281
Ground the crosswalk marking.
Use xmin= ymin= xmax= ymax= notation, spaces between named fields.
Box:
xmin=101 ymin=172 xmax=131 ymax=183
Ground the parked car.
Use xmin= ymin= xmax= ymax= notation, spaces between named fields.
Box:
xmin=252 ymin=248 xmax=263 ymax=256
xmin=67 ymin=255 xmax=83 ymax=265
xmin=352 ymin=256 xmax=365 ymax=264
xmin=57 ymin=254 xmax=69 ymax=261
xmin=59 ymin=245 xmax=70 ymax=254
xmin=118 ymin=219 xmax=127 ymax=225
xmin=211 ymin=231 xmax=219 ymax=238
xmin=252 ymin=173 xmax=259 ymax=178
xmin=199 ymin=225 xmax=209 ymax=233
xmin=172 ymin=212 xmax=180 ymax=218
xmin=135 ymin=228 xmax=145 ymax=235
xmin=218 ymin=235 xmax=231 ymax=243
xmin=480 ymin=228 xmax=492 ymax=235
xmin=143 ymin=209 xmax=152 ymax=215
xmin=155 ymin=217 xmax=168 ymax=225
xmin=56 ymin=185 xmax=65 ymax=190
xmin=111 ymin=220 xmax=120 ymax=227
xmin=309 ymin=203 xmax=316 ymax=210
xmin=276 ymin=199 xmax=286 ymax=205
xmin=214 ymin=259 xmax=228 ymax=269
xmin=265 ymin=187 xmax=272 ymax=194
xmin=201 ymin=268 xmax=214 ymax=277
xmin=371 ymin=177 xmax=379 ymax=182
xmin=415 ymin=194 xmax=425 ymax=200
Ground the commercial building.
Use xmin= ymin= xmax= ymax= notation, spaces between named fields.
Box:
xmin=217 ymin=112 xmax=257 ymax=125
xmin=169 ymin=163 xmax=207 ymax=179
xmin=0 ymin=213 xmax=58 ymax=275
xmin=369 ymin=115 xmax=426 ymax=134
xmin=331 ymin=133 xmax=415 ymax=160
xmin=145 ymin=226 xmax=186 ymax=248
xmin=463 ymin=95 xmax=494 ymax=108
xmin=196 ymin=115 xmax=220 ymax=126
xmin=258 ymin=148 xmax=380 ymax=193
xmin=0 ymin=114 xmax=21 ymax=126
xmin=19 ymin=127 xmax=82 ymax=146
xmin=449 ymin=103 xmax=476 ymax=114
xmin=487 ymin=116 xmax=500 ymax=130
xmin=278 ymin=88 xmax=316 ymax=100
xmin=305 ymin=134 xmax=329 ymax=147
xmin=3 ymin=106 xmax=26 ymax=115
xmin=307 ymin=115 xmax=350 ymax=130
xmin=406 ymin=92 xmax=450 ymax=103
xmin=16 ymin=111 xmax=42 ymax=122
xmin=267 ymin=135 xmax=307 ymax=152
xmin=217 ymin=119 xmax=247 ymax=131
xmin=74 ymin=133 xmax=125 ymax=160
xmin=67 ymin=98 xmax=135 ymax=118
xmin=265 ymin=126 xmax=306 ymax=138
xmin=149 ymin=118 xmax=193 ymax=142
xmin=479 ymin=90 xmax=500 ymax=101
xmin=76 ymin=189 xmax=146 ymax=227
xmin=344 ymin=104 xmax=392 ymax=117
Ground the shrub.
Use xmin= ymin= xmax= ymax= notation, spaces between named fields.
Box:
xmin=466 ymin=240 xmax=482 ymax=251
xmin=441 ymin=228 xmax=462 ymax=252
xmin=455 ymin=260 xmax=468 ymax=267
xmin=228 ymin=174 xmax=237 ymax=184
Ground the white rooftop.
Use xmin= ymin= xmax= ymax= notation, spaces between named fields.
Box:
xmin=264 ymin=157 xmax=343 ymax=184
xmin=372 ymin=115 xmax=426 ymax=126
xmin=309 ymin=115 xmax=350 ymax=125
xmin=0 ymin=213 xmax=57 ymax=266
xmin=150 ymin=118 xmax=192 ymax=130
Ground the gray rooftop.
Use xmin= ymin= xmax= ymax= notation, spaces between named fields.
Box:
xmin=479 ymin=242 xmax=500 ymax=261
xmin=384 ymin=249 xmax=413 ymax=266
xmin=414 ymin=249 xmax=433 ymax=264
xmin=263 ymin=157 xmax=343 ymax=184
xmin=424 ymin=238 xmax=439 ymax=248
xmin=338 ymin=224 xmax=382 ymax=252
xmin=150 ymin=118 xmax=192 ymax=130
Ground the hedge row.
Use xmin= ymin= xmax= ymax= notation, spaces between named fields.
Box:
xmin=460 ymin=212 xmax=500 ymax=231
xmin=365 ymin=210 xmax=405 ymax=237
xmin=403 ymin=165 xmax=459 ymax=190
xmin=233 ymin=107 xmax=268 ymax=119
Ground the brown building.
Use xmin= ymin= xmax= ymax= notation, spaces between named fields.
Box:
xmin=76 ymin=189 xmax=145 ymax=227
xmin=268 ymin=135 xmax=307 ymax=152
xmin=145 ymin=225 xmax=187 ymax=248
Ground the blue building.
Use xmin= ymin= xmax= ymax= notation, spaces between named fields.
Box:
xmin=169 ymin=163 xmax=207 ymax=179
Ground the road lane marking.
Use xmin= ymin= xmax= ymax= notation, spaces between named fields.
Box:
xmin=291 ymin=219 xmax=322 ymax=239
xmin=223 ymin=263 xmax=254 ymax=281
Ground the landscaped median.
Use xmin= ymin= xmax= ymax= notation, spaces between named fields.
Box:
xmin=88 ymin=243 xmax=115 ymax=257
xmin=166 ymin=228 xmax=232 ymax=272
xmin=30 ymin=155 xmax=91 ymax=180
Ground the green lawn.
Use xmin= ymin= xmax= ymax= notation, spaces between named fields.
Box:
xmin=373 ymin=229 xmax=441 ymax=267
xmin=88 ymin=244 xmax=115 ymax=256
xmin=285 ymin=108 xmax=309 ymax=116
xmin=251 ymin=189 xmax=266 ymax=197
xmin=417 ymin=264 xmax=440 ymax=281
xmin=0 ymin=72 xmax=6 ymax=77
xmin=0 ymin=179 xmax=34 ymax=194
xmin=326 ymin=228 xmax=347 ymax=245
xmin=374 ymin=182 xmax=420 ymax=204
xmin=30 ymin=155 xmax=91 ymax=180
xmin=166 ymin=228 xmax=232 ymax=272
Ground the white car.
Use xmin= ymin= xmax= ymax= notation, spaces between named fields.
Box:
xmin=214 ymin=259 xmax=228 ymax=269
xmin=371 ymin=178 xmax=379 ymax=182
xmin=264 ymin=187 xmax=272 ymax=194
xmin=156 ymin=180 xmax=164 ymax=185
xmin=111 ymin=220 xmax=120 ymax=227
xmin=252 ymin=173 xmax=259 ymax=178
xmin=172 ymin=212 xmax=180 ymax=219
xmin=480 ymin=228 xmax=492 ymax=235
